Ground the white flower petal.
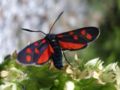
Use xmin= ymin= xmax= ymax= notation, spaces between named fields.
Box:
xmin=64 ymin=81 xmax=75 ymax=90
xmin=85 ymin=58 xmax=103 ymax=70
xmin=1 ymin=70 xmax=9 ymax=78
xmin=85 ymin=58 xmax=100 ymax=66
xmin=74 ymin=54 xmax=79 ymax=60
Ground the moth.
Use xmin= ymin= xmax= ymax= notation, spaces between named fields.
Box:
xmin=17 ymin=12 xmax=100 ymax=69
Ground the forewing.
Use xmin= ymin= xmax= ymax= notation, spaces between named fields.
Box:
xmin=57 ymin=27 xmax=99 ymax=50
xmin=17 ymin=39 xmax=54 ymax=65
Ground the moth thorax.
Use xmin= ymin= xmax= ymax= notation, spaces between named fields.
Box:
xmin=46 ymin=34 xmax=56 ymax=41
xmin=51 ymin=39 xmax=56 ymax=42
xmin=50 ymin=36 xmax=57 ymax=43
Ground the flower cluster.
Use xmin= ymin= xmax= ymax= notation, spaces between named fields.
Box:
xmin=0 ymin=54 xmax=120 ymax=90
xmin=65 ymin=57 xmax=120 ymax=90
xmin=0 ymin=67 xmax=28 ymax=90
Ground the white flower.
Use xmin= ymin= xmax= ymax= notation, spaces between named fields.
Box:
xmin=100 ymin=63 xmax=117 ymax=83
xmin=103 ymin=63 xmax=118 ymax=72
xmin=0 ymin=67 xmax=28 ymax=90
xmin=113 ymin=65 xmax=120 ymax=90
xmin=64 ymin=81 xmax=75 ymax=90
xmin=66 ymin=65 xmax=73 ymax=74
xmin=84 ymin=58 xmax=103 ymax=80
xmin=65 ymin=57 xmax=120 ymax=90
xmin=1 ymin=70 xmax=9 ymax=78
xmin=84 ymin=58 xmax=117 ymax=84
xmin=74 ymin=54 xmax=79 ymax=60
xmin=85 ymin=58 xmax=103 ymax=70
xmin=1 ymin=67 xmax=28 ymax=83
xmin=0 ymin=82 xmax=17 ymax=90
xmin=92 ymin=71 xmax=99 ymax=79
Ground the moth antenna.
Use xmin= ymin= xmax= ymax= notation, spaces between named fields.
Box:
xmin=49 ymin=11 xmax=64 ymax=34
xmin=21 ymin=28 xmax=47 ymax=35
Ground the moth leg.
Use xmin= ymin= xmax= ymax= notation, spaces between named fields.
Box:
xmin=62 ymin=51 xmax=73 ymax=67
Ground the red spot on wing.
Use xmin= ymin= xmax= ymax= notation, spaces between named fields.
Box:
xmin=26 ymin=55 xmax=32 ymax=62
xmin=34 ymin=42 xmax=39 ymax=46
xmin=86 ymin=33 xmax=92 ymax=40
xmin=73 ymin=35 xmax=78 ymax=40
xmin=35 ymin=48 xmax=40 ymax=54
xmin=42 ymin=39 xmax=46 ymax=43
xmin=37 ymin=45 xmax=54 ymax=64
xmin=57 ymin=34 xmax=64 ymax=38
xmin=59 ymin=41 xmax=86 ymax=50
xmin=69 ymin=31 xmax=74 ymax=35
xmin=26 ymin=48 xmax=32 ymax=54
xmin=80 ymin=30 xmax=86 ymax=35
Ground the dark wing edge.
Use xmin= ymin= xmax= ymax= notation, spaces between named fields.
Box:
xmin=17 ymin=39 xmax=54 ymax=65
xmin=56 ymin=27 xmax=99 ymax=50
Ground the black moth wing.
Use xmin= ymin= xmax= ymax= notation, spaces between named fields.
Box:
xmin=17 ymin=38 xmax=53 ymax=65
xmin=57 ymin=27 xmax=100 ymax=50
